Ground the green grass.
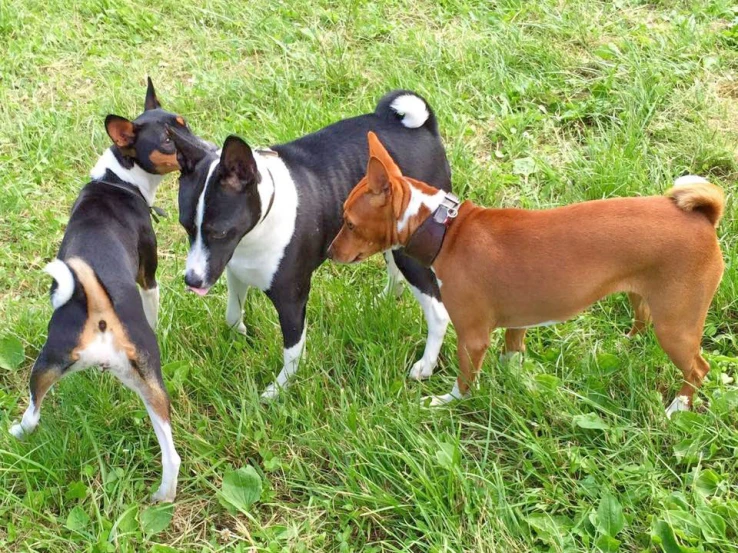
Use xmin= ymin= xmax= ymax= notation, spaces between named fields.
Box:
xmin=1 ymin=0 xmax=738 ymax=551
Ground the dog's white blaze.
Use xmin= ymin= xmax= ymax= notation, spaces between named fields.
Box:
xmin=187 ymin=158 xmax=220 ymax=283
xmin=90 ymin=148 xmax=163 ymax=206
xmin=390 ymin=94 xmax=429 ymax=128
xmin=139 ymin=286 xmax=159 ymax=330
xmin=262 ymin=327 xmax=307 ymax=399
xmin=407 ymin=286 xmax=450 ymax=380
xmin=397 ymin=183 xmax=446 ymax=234
xmin=45 ymin=259 xmax=75 ymax=310
xmin=10 ymin=399 xmax=39 ymax=438
xmin=226 ymin=151 xmax=299 ymax=291
xmin=147 ymin=404 xmax=180 ymax=502
xmin=674 ymin=175 xmax=709 ymax=187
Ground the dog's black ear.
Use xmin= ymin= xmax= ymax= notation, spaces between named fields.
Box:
xmin=167 ymin=124 xmax=209 ymax=173
xmin=105 ymin=115 xmax=136 ymax=149
xmin=144 ymin=77 xmax=161 ymax=111
xmin=220 ymin=135 xmax=258 ymax=193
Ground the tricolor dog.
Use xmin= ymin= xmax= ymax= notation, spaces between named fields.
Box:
xmin=169 ymin=91 xmax=452 ymax=398
xmin=9 ymin=79 xmax=200 ymax=502
xmin=329 ymin=132 xmax=725 ymax=416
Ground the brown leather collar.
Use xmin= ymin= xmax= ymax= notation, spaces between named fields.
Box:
xmin=403 ymin=193 xmax=460 ymax=267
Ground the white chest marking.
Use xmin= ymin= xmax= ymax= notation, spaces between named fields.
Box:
xmin=226 ymin=153 xmax=299 ymax=291
xmin=90 ymin=148 xmax=163 ymax=206
xmin=397 ymin=184 xmax=445 ymax=234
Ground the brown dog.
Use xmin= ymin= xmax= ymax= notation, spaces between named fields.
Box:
xmin=328 ymin=132 xmax=725 ymax=416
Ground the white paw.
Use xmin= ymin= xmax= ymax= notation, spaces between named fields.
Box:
xmin=9 ymin=423 xmax=26 ymax=439
xmin=409 ymin=359 xmax=436 ymax=381
xmin=150 ymin=486 xmax=176 ymax=503
xmin=665 ymin=395 xmax=690 ymax=419
xmin=421 ymin=393 xmax=457 ymax=407
xmin=499 ymin=351 xmax=523 ymax=364
xmin=261 ymin=383 xmax=281 ymax=401
xmin=234 ymin=322 xmax=247 ymax=336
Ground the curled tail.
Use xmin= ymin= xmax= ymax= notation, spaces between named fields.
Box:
xmin=667 ymin=175 xmax=725 ymax=228
xmin=375 ymin=90 xmax=439 ymax=134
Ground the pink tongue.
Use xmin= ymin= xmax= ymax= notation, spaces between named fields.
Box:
xmin=188 ymin=286 xmax=210 ymax=296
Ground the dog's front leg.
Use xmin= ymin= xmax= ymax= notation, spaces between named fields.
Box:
xmin=261 ymin=287 xmax=309 ymax=400
xmin=225 ymin=266 xmax=249 ymax=336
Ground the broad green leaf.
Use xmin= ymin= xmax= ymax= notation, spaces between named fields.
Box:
xmin=694 ymin=469 xmax=721 ymax=497
xmin=140 ymin=504 xmax=173 ymax=536
xmin=696 ymin=507 xmax=726 ymax=541
xmin=652 ymin=520 xmax=686 ymax=553
xmin=513 ymin=157 xmax=536 ymax=177
xmin=64 ymin=481 xmax=88 ymax=501
xmin=596 ymin=534 xmax=621 ymax=552
xmin=597 ymin=493 xmax=624 ymax=537
xmin=573 ymin=412 xmax=610 ymax=430
xmin=0 ymin=336 xmax=24 ymax=370
xmin=219 ymin=465 xmax=263 ymax=513
xmin=66 ymin=506 xmax=90 ymax=532
xmin=435 ymin=442 xmax=457 ymax=470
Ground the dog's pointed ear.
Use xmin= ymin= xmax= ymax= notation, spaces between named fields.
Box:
xmin=105 ymin=115 xmax=136 ymax=149
xmin=167 ymin=124 xmax=209 ymax=173
xmin=220 ymin=135 xmax=258 ymax=193
xmin=366 ymin=132 xmax=395 ymax=196
xmin=144 ymin=77 xmax=161 ymax=111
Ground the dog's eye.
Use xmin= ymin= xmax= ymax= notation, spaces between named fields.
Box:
xmin=346 ymin=221 xmax=355 ymax=231
xmin=164 ymin=137 xmax=171 ymax=143
xmin=211 ymin=229 xmax=228 ymax=240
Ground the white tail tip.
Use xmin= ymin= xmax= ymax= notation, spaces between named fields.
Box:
xmin=390 ymin=94 xmax=429 ymax=128
xmin=674 ymin=175 xmax=709 ymax=187
xmin=44 ymin=259 xmax=75 ymax=309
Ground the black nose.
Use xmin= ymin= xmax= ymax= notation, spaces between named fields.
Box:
xmin=184 ymin=271 xmax=204 ymax=289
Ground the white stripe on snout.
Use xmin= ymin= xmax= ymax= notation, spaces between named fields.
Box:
xmin=187 ymin=158 xmax=220 ymax=284
xmin=44 ymin=259 xmax=75 ymax=310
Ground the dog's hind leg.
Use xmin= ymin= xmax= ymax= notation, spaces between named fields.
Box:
xmin=626 ymin=292 xmax=651 ymax=338
xmin=501 ymin=328 xmax=527 ymax=362
xmin=380 ymin=251 xmax=405 ymax=299
xmin=393 ymin=250 xmax=450 ymax=381
xmin=10 ymin=354 xmax=66 ymax=438
xmin=114 ymin=357 xmax=180 ymax=503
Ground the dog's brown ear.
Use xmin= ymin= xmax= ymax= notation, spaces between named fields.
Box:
xmin=366 ymin=156 xmax=390 ymax=196
xmin=367 ymin=132 xmax=402 ymax=178
xmin=220 ymin=135 xmax=258 ymax=193
xmin=144 ymin=77 xmax=161 ymax=111
xmin=105 ymin=115 xmax=136 ymax=149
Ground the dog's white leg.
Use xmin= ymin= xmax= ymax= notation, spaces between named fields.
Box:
xmin=422 ymin=381 xmax=467 ymax=407
xmin=380 ymin=252 xmax=404 ymax=299
xmin=665 ymin=395 xmax=690 ymax=419
xmin=261 ymin=327 xmax=306 ymax=400
xmin=146 ymin=403 xmax=181 ymax=503
xmin=407 ymin=285 xmax=450 ymax=380
xmin=9 ymin=399 xmax=40 ymax=438
xmin=225 ymin=267 xmax=248 ymax=336
xmin=139 ymin=286 xmax=159 ymax=330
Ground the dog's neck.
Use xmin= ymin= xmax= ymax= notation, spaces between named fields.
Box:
xmin=90 ymin=147 xmax=163 ymax=206
xmin=395 ymin=180 xmax=446 ymax=245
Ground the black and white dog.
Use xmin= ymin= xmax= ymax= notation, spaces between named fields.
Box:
xmin=9 ymin=79 xmax=198 ymax=502
xmin=170 ymin=91 xmax=452 ymax=399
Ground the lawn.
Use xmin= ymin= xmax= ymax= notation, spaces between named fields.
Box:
xmin=1 ymin=0 xmax=737 ymax=551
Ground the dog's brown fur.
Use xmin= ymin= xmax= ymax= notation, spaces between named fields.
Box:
xmin=330 ymin=132 xmax=725 ymax=412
